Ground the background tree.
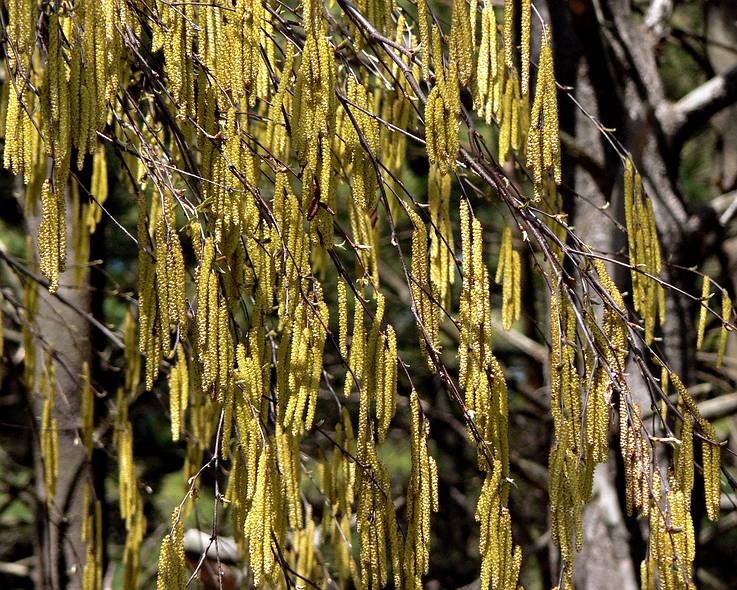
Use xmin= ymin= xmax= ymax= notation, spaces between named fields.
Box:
xmin=0 ymin=1 xmax=736 ymax=589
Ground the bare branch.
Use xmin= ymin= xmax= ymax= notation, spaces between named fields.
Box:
xmin=665 ymin=63 xmax=737 ymax=153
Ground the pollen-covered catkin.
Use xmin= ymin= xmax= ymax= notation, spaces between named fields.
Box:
xmin=40 ymin=355 xmax=59 ymax=507
xmin=526 ymin=29 xmax=561 ymax=195
xmin=409 ymin=208 xmax=441 ymax=370
xmin=81 ymin=362 xmax=94 ymax=458
xmin=476 ymin=1 xmax=498 ymax=124
xmin=697 ymin=275 xmax=710 ymax=350
xmin=156 ymin=509 xmax=186 ymax=590
xmin=403 ymin=390 xmax=438 ymax=587
xmin=425 ymin=48 xmax=461 ymax=174
xmin=39 ymin=180 xmax=67 ymax=294
xmin=495 ymin=227 xmax=521 ymax=330
xmin=717 ymin=290 xmax=732 ymax=367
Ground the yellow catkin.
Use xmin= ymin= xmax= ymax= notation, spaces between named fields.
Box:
xmin=169 ymin=343 xmax=189 ymax=442
xmin=717 ymin=290 xmax=732 ymax=367
xmin=81 ymin=362 xmax=94 ymax=458
xmin=377 ymin=325 xmax=398 ymax=443
xmin=521 ymin=0 xmax=532 ymax=95
xmin=156 ymin=509 xmax=186 ymax=590
xmin=40 ymin=355 xmax=59 ymax=507
xmin=338 ymin=278 xmax=349 ymax=359
xmin=409 ymin=208 xmax=441 ymax=370
xmin=503 ymin=0 xmax=514 ymax=71
xmin=476 ymin=1 xmax=498 ymax=124
xmin=450 ymin=0 xmax=473 ymax=86
xmin=38 ymin=180 xmax=67 ymax=294
xmin=428 ymin=165 xmax=455 ymax=308
xmin=495 ymin=227 xmax=521 ymax=330
xmin=244 ymin=444 xmax=276 ymax=586
xmin=526 ymin=29 xmax=561 ymax=195
xmin=623 ymin=163 xmax=664 ymax=343
xmin=403 ymin=390 xmax=438 ymax=587
xmin=696 ymin=275 xmax=710 ymax=350
xmin=425 ymin=42 xmax=461 ymax=174
xmin=417 ymin=0 xmax=431 ymax=81
xmin=701 ymin=422 xmax=721 ymax=522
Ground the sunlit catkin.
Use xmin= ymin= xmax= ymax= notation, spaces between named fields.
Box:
xmin=40 ymin=355 xmax=59 ymax=507
xmin=521 ymin=0 xmax=532 ymax=95
xmin=156 ymin=509 xmax=186 ymax=590
xmin=495 ymin=227 xmax=521 ymax=330
xmin=476 ymin=1 xmax=498 ymax=124
xmin=409 ymin=208 xmax=441 ymax=370
xmin=526 ymin=29 xmax=561 ymax=195
xmin=697 ymin=275 xmax=710 ymax=350
xmin=426 ymin=55 xmax=461 ymax=174
xmin=403 ymin=390 xmax=438 ymax=588
xmin=39 ymin=180 xmax=67 ymax=294
xmin=717 ymin=290 xmax=731 ymax=367
xmin=450 ymin=0 xmax=473 ymax=86
xmin=168 ymin=344 xmax=189 ymax=442
xmin=623 ymin=159 xmax=664 ymax=343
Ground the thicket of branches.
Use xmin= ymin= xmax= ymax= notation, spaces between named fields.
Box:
xmin=0 ymin=0 xmax=737 ymax=589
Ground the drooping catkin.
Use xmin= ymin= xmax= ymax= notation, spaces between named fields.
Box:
xmin=476 ymin=1 xmax=498 ymax=124
xmin=168 ymin=343 xmax=189 ymax=442
xmin=526 ymin=29 xmax=561 ymax=196
xmin=697 ymin=275 xmax=710 ymax=350
xmin=425 ymin=51 xmax=461 ymax=174
xmin=81 ymin=362 xmax=94 ymax=458
xmin=503 ymin=0 xmax=514 ymax=72
xmin=403 ymin=390 xmax=439 ymax=588
xmin=39 ymin=180 xmax=67 ymax=294
xmin=717 ymin=290 xmax=732 ymax=367
xmin=156 ymin=509 xmax=186 ymax=590
xmin=376 ymin=325 xmax=398 ymax=443
xmin=342 ymin=77 xmax=381 ymax=283
xmin=244 ymin=444 xmax=277 ymax=586
xmin=428 ymin=165 xmax=455 ymax=309
xmin=338 ymin=278 xmax=349 ymax=359
xmin=623 ymin=159 xmax=664 ymax=344
xmin=495 ymin=226 xmax=521 ymax=330
xmin=409 ymin=208 xmax=441 ymax=370
xmin=476 ymin=461 xmax=523 ymax=590
xmin=521 ymin=0 xmax=532 ymax=95
xmin=450 ymin=0 xmax=473 ymax=86
xmin=40 ymin=354 xmax=59 ymax=507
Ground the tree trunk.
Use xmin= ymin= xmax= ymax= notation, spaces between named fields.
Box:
xmin=30 ymin=186 xmax=92 ymax=590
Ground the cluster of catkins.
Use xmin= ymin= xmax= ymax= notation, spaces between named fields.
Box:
xmin=2 ymin=0 xmax=731 ymax=590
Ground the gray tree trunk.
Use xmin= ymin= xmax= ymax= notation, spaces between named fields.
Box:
xmin=29 ymin=184 xmax=92 ymax=590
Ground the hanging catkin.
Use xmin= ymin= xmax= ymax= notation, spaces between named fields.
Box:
xmin=449 ymin=0 xmax=473 ymax=86
xmin=521 ymin=0 xmax=532 ymax=95
xmin=3 ymin=0 xmax=36 ymax=182
xmin=156 ymin=509 xmax=186 ymax=590
xmin=697 ymin=275 xmax=710 ymax=350
xmin=458 ymin=201 xmax=522 ymax=585
xmin=81 ymin=362 xmax=94 ymax=458
xmin=717 ymin=290 xmax=732 ymax=367
xmin=38 ymin=180 xmax=67 ymax=294
xmin=526 ymin=29 xmax=561 ymax=196
xmin=426 ymin=33 xmax=461 ymax=175
xmin=623 ymin=158 xmax=664 ymax=344
xmin=495 ymin=226 xmax=521 ymax=330
xmin=409 ymin=208 xmax=441 ymax=370
xmin=403 ymin=390 xmax=439 ymax=588
xmin=40 ymin=354 xmax=59 ymax=507
xmin=428 ymin=165 xmax=455 ymax=309
xmin=476 ymin=1 xmax=498 ymax=124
